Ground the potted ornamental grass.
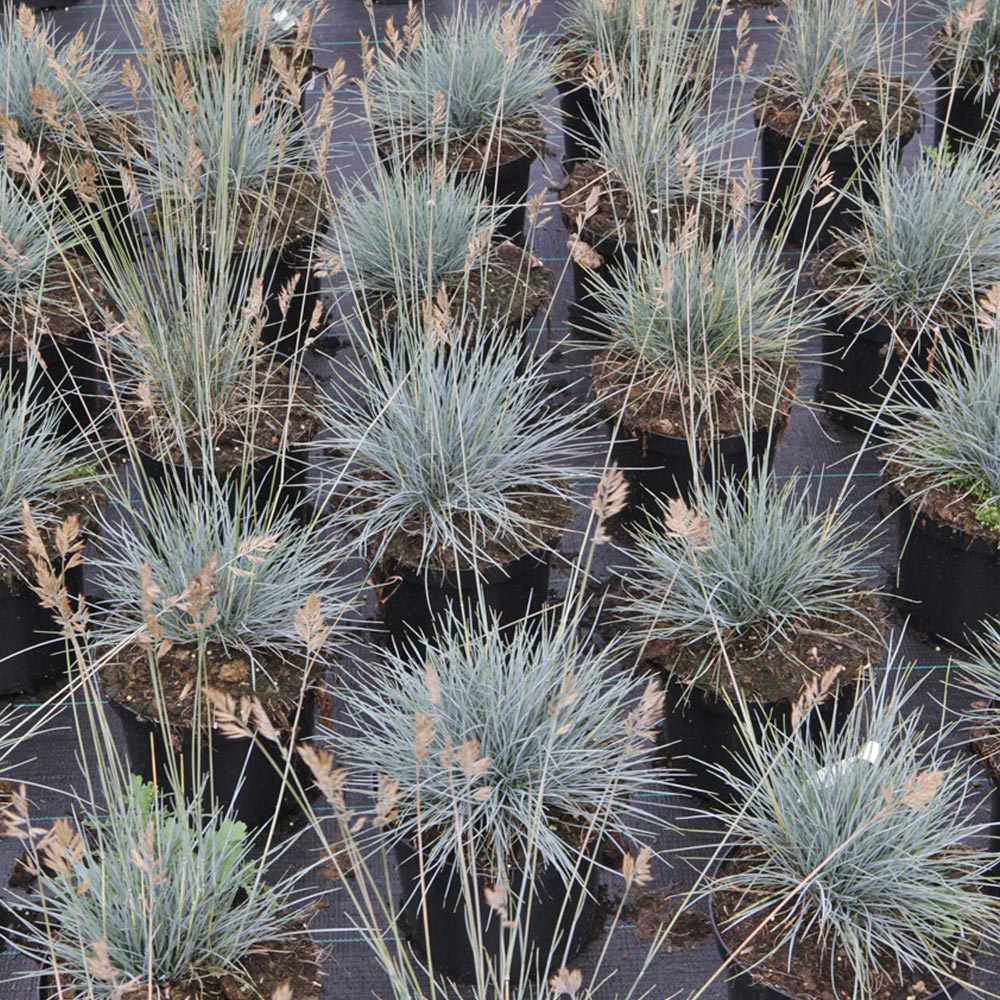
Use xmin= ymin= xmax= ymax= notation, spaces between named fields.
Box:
xmin=708 ymin=676 xmax=999 ymax=1000
xmin=361 ymin=1 xmax=552 ymax=242
xmin=96 ymin=230 xmax=319 ymax=513
xmin=930 ymin=0 xmax=1000 ymax=148
xmin=615 ymin=472 xmax=884 ymax=802
xmin=587 ymin=229 xmax=806 ymax=518
xmin=324 ymin=614 xmax=668 ymax=982
xmin=814 ymin=145 xmax=1000 ymax=433
xmin=4 ymin=777 xmax=322 ymax=998
xmin=319 ymin=324 xmax=590 ymax=654
xmin=552 ymin=0 xmax=704 ymax=164
xmin=91 ymin=474 xmax=353 ymax=826
xmin=874 ymin=331 xmax=1000 ymax=647
xmin=0 ymin=170 xmax=103 ymax=432
xmin=559 ymin=60 xmax=727 ymax=328
xmin=0 ymin=376 xmax=96 ymax=696
xmin=139 ymin=62 xmax=331 ymax=354
xmin=328 ymin=166 xmax=551 ymax=346
xmin=754 ymin=0 xmax=920 ymax=248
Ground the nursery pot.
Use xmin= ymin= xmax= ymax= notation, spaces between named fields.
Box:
xmin=932 ymin=60 xmax=1000 ymax=150
xmin=570 ymin=223 xmax=637 ymax=339
xmin=107 ymin=690 xmax=315 ymax=829
xmin=7 ymin=330 xmax=101 ymax=436
xmin=375 ymin=548 xmax=552 ymax=655
xmin=660 ymin=673 xmax=854 ymax=804
xmin=708 ymin=854 xmax=963 ymax=1000
xmin=556 ymin=77 xmax=602 ymax=166
xmin=611 ymin=419 xmax=784 ymax=525
xmin=756 ymin=118 xmax=917 ymax=249
xmin=893 ymin=490 xmax=1000 ymax=648
xmin=395 ymin=839 xmax=596 ymax=983
xmin=818 ymin=306 xmax=967 ymax=434
xmin=0 ymin=565 xmax=83 ymax=697
xmin=136 ymin=443 xmax=312 ymax=521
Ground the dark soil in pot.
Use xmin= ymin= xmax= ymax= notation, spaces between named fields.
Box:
xmin=39 ymin=933 xmax=321 ymax=999
xmin=395 ymin=839 xmax=597 ymax=983
xmin=378 ymin=119 xmax=546 ymax=244
xmin=753 ymin=78 xmax=921 ymax=249
xmin=710 ymin=848 xmax=965 ymax=1000
xmin=649 ymin=603 xmax=877 ymax=802
xmin=560 ymin=160 xmax=730 ymax=336
xmin=2 ymin=256 xmax=105 ymax=435
xmin=888 ymin=476 xmax=1000 ymax=648
xmin=103 ymin=642 xmax=315 ymax=828
xmin=813 ymin=248 xmax=970 ymax=434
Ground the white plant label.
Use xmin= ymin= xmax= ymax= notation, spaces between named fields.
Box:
xmin=273 ymin=8 xmax=298 ymax=33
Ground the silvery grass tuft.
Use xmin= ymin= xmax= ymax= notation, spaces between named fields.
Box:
xmin=319 ymin=324 xmax=590 ymax=571
xmin=0 ymin=7 xmax=114 ymax=146
xmin=0 ymin=375 xmax=90 ymax=568
xmin=955 ymin=616 xmax=1000 ymax=734
xmin=932 ymin=0 xmax=1000 ymax=105
xmin=162 ymin=0 xmax=306 ymax=58
xmin=616 ymin=473 xmax=879 ymax=694
xmin=328 ymin=166 xmax=504 ymax=302
xmin=325 ymin=612 xmax=668 ymax=884
xmin=827 ymin=144 xmax=1000 ymax=332
xmin=587 ymin=229 xmax=809 ymax=424
xmin=91 ymin=475 xmax=353 ymax=670
xmin=708 ymin=672 xmax=999 ymax=1000
xmin=361 ymin=1 xmax=552 ymax=161
xmin=766 ymin=0 xmax=881 ymax=123
xmin=0 ymin=170 xmax=72 ymax=313
xmin=3 ymin=776 xmax=316 ymax=999
xmin=876 ymin=330 xmax=1000 ymax=528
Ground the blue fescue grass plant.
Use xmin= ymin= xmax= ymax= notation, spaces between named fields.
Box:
xmin=319 ymin=325 xmax=591 ymax=572
xmin=91 ymin=474 xmax=353 ymax=669
xmin=162 ymin=0 xmax=306 ymax=59
xmin=823 ymin=145 xmax=1000 ymax=333
xmin=324 ymin=613 xmax=667 ymax=885
xmin=709 ymin=673 xmax=999 ymax=1000
xmin=3 ymin=776 xmax=316 ymax=999
xmin=932 ymin=0 xmax=1000 ymax=105
xmin=361 ymin=1 xmax=552 ymax=163
xmin=587 ymin=229 xmax=809 ymax=431
xmin=0 ymin=7 xmax=114 ymax=146
xmin=616 ymin=473 xmax=880 ymax=696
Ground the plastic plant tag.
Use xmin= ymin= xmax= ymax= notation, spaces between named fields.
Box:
xmin=811 ymin=740 xmax=882 ymax=790
xmin=273 ymin=8 xmax=298 ymax=32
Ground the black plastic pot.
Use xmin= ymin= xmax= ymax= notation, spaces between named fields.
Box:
xmin=6 ymin=329 xmax=101 ymax=436
xmin=556 ymin=77 xmax=602 ymax=166
xmin=395 ymin=839 xmax=595 ymax=983
xmin=708 ymin=860 xmax=962 ymax=1000
xmin=107 ymin=689 xmax=314 ymax=828
xmin=375 ymin=548 xmax=551 ymax=655
xmin=570 ymin=224 xmax=637 ymax=338
xmin=660 ymin=673 xmax=854 ymax=804
xmin=757 ymin=119 xmax=917 ymax=249
xmin=458 ymin=150 xmax=536 ymax=244
xmin=611 ymin=420 xmax=783 ymax=526
xmin=818 ymin=307 xmax=965 ymax=434
xmin=136 ymin=443 xmax=312 ymax=521
xmin=0 ymin=565 xmax=83 ymax=697
xmin=932 ymin=61 xmax=1000 ymax=151
xmin=894 ymin=492 xmax=1000 ymax=648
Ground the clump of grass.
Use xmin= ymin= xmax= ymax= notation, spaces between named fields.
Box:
xmin=878 ymin=330 xmax=1000 ymax=517
xmin=822 ymin=146 xmax=1000 ymax=332
xmin=764 ymin=0 xmax=882 ymax=125
xmin=588 ymin=230 xmax=807 ymax=432
xmin=709 ymin=675 xmax=998 ymax=1000
xmin=0 ymin=375 xmax=86 ymax=571
xmin=91 ymin=475 xmax=352 ymax=667
xmin=931 ymin=0 xmax=1000 ymax=105
xmin=0 ymin=8 xmax=114 ymax=146
xmin=163 ymin=0 xmax=305 ymax=59
xmin=616 ymin=474 xmax=879 ymax=696
xmin=328 ymin=166 xmax=501 ymax=301
xmin=319 ymin=327 xmax=590 ymax=571
xmin=5 ymin=776 xmax=314 ymax=998
xmin=361 ymin=2 xmax=552 ymax=162
xmin=325 ymin=614 xmax=667 ymax=883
